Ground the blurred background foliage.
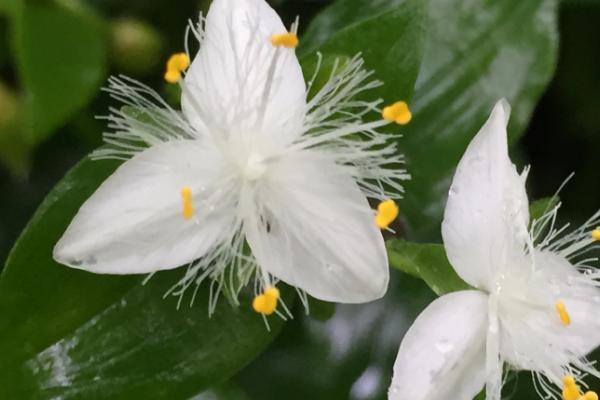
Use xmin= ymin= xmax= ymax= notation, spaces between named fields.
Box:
xmin=0 ymin=0 xmax=599 ymax=398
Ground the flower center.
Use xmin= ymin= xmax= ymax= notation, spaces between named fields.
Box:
xmin=243 ymin=153 xmax=267 ymax=181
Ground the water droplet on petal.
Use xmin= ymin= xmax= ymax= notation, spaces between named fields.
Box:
xmin=435 ymin=339 xmax=454 ymax=354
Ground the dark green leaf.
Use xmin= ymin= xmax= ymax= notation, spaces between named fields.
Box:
xmin=0 ymin=156 xmax=287 ymax=398
xmin=387 ymin=239 xmax=470 ymax=295
xmin=190 ymin=383 xmax=249 ymax=400
xmin=304 ymin=0 xmax=559 ymax=241
xmin=402 ymin=0 xmax=558 ymax=240
xmin=11 ymin=0 xmax=107 ymax=143
xmin=300 ymin=0 xmax=427 ymax=106
xmin=306 ymin=297 xmax=336 ymax=322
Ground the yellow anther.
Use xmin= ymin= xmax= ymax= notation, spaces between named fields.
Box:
xmin=562 ymin=375 xmax=599 ymax=400
xmin=164 ymin=52 xmax=190 ymax=83
xmin=382 ymin=101 xmax=412 ymax=125
xmin=180 ymin=186 xmax=194 ymax=220
xmin=555 ymin=301 xmax=571 ymax=326
xmin=252 ymin=286 xmax=280 ymax=315
xmin=270 ymin=32 xmax=299 ymax=48
xmin=375 ymin=199 xmax=399 ymax=229
xmin=563 ymin=375 xmax=581 ymax=400
xmin=583 ymin=392 xmax=599 ymax=400
xmin=592 ymin=229 xmax=600 ymax=241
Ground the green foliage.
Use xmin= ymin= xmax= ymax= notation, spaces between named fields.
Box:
xmin=301 ymin=0 xmax=426 ymax=105
xmin=387 ymin=239 xmax=470 ymax=295
xmin=12 ymin=0 xmax=107 ymax=142
xmin=0 ymin=0 xmax=107 ymax=174
xmin=0 ymin=156 xmax=287 ymax=398
xmin=304 ymin=0 xmax=559 ymax=241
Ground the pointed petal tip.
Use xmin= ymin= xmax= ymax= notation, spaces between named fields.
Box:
xmin=493 ymin=98 xmax=511 ymax=126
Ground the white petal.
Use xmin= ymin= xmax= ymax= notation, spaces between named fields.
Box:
xmin=183 ymin=0 xmax=306 ymax=141
xmin=54 ymin=141 xmax=235 ymax=274
xmin=242 ymin=150 xmax=388 ymax=303
xmin=442 ymin=99 xmax=530 ymax=290
xmin=389 ymin=290 xmax=489 ymax=400
xmin=500 ymin=249 xmax=600 ymax=372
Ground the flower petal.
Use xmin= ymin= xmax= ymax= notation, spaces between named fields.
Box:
xmin=389 ymin=290 xmax=489 ymax=400
xmin=442 ymin=99 xmax=530 ymax=290
xmin=183 ymin=0 xmax=306 ymax=141
xmin=242 ymin=150 xmax=388 ymax=303
xmin=503 ymin=250 xmax=600 ymax=368
xmin=54 ymin=141 xmax=235 ymax=274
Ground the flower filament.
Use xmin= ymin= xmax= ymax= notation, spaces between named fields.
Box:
xmin=164 ymin=52 xmax=190 ymax=83
xmin=180 ymin=186 xmax=195 ymax=220
xmin=375 ymin=199 xmax=399 ymax=229
xmin=562 ymin=375 xmax=598 ymax=400
xmin=382 ymin=101 xmax=412 ymax=125
xmin=270 ymin=32 xmax=299 ymax=48
xmin=555 ymin=301 xmax=571 ymax=326
xmin=252 ymin=287 xmax=280 ymax=315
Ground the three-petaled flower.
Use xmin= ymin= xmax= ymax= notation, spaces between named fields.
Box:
xmin=389 ymin=100 xmax=600 ymax=400
xmin=53 ymin=0 xmax=411 ymax=317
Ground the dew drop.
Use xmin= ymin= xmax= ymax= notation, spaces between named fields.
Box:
xmin=435 ymin=339 xmax=454 ymax=354
xmin=494 ymin=281 xmax=503 ymax=294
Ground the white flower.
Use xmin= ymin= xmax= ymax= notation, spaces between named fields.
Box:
xmin=53 ymin=0 xmax=411 ymax=317
xmin=388 ymin=99 xmax=600 ymax=400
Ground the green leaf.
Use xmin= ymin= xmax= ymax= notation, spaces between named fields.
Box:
xmin=304 ymin=0 xmax=559 ymax=241
xmin=301 ymin=0 xmax=427 ymax=106
xmin=0 ymin=156 xmax=287 ymax=398
xmin=402 ymin=0 xmax=558 ymax=240
xmin=11 ymin=0 xmax=107 ymax=143
xmin=190 ymin=383 xmax=249 ymax=400
xmin=529 ymin=196 xmax=559 ymax=223
xmin=387 ymin=239 xmax=470 ymax=295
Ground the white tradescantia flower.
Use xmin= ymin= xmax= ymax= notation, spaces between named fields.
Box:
xmin=53 ymin=0 xmax=411 ymax=317
xmin=388 ymin=99 xmax=600 ymax=400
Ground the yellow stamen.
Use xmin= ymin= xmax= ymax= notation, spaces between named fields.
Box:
xmin=252 ymin=286 xmax=280 ymax=315
xmin=562 ymin=375 xmax=598 ymax=400
xmin=375 ymin=199 xmax=399 ymax=229
xmin=180 ymin=186 xmax=194 ymax=220
xmin=583 ymin=392 xmax=599 ymax=400
xmin=555 ymin=301 xmax=571 ymax=326
xmin=564 ymin=376 xmax=580 ymax=400
xmin=164 ymin=52 xmax=190 ymax=83
xmin=382 ymin=101 xmax=412 ymax=125
xmin=270 ymin=32 xmax=299 ymax=48
xmin=592 ymin=229 xmax=600 ymax=241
